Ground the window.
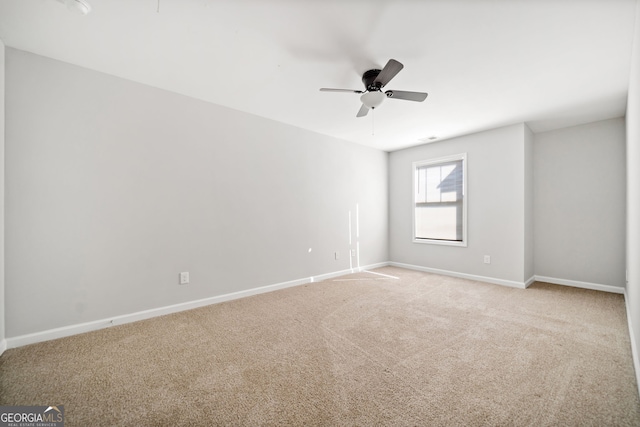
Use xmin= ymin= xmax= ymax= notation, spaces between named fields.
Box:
xmin=413 ymin=153 xmax=467 ymax=246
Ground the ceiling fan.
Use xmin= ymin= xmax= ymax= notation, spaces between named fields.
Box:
xmin=320 ymin=59 xmax=428 ymax=117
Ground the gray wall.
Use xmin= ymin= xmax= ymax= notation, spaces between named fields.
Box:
xmin=389 ymin=124 xmax=530 ymax=284
xmin=2 ymin=44 xmax=633 ymax=346
xmin=4 ymin=49 xmax=388 ymax=338
xmin=533 ymin=118 xmax=626 ymax=288
xmin=626 ymin=0 xmax=640 ymax=385
xmin=524 ymin=124 xmax=534 ymax=281
xmin=0 ymin=39 xmax=5 ymax=350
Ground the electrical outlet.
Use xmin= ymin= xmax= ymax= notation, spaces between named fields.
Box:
xmin=335 ymin=251 xmax=340 ymax=260
xmin=351 ymin=249 xmax=356 ymax=257
xmin=483 ymin=255 xmax=491 ymax=264
xmin=179 ymin=272 xmax=189 ymax=285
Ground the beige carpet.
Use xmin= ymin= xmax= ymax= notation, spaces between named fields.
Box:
xmin=1 ymin=266 xmax=639 ymax=426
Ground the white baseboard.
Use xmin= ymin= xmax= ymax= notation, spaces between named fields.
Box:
xmin=534 ymin=275 xmax=624 ymax=294
xmin=5 ymin=264 xmax=383 ymax=350
xmin=524 ymin=276 xmax=536 ymax=288
xmin=5 ymin=263 xmax=627 ymax=352
xmin=360 ymin=261 xmax=392 ymax=271
xmin=624 ymin=289 xmax=640 ymax=399
xmin=311 ymin=263 xmax=389 ymax=282
xmin=388 ymin=262 xmax=527 ymax=289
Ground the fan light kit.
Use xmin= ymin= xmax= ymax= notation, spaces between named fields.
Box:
xmin=360 ymin=91 xmax=386 ymax=109
xmin=320 ymin=59 xmax=428 ymax=117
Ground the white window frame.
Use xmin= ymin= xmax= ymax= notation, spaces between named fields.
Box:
xmin=412 ymin=153 xmax=467 ymax=247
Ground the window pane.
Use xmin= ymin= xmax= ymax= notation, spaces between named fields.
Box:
xmin=425 ymin=167 xmax=441 ymax=202
xmin=440 ymin=190 xmax=456 ymax=202
xmin=415 ymin=206 xmax=458 ymax=240
xmin=415 ymin=167 xmax=427 ymax=203
xmin=439 ymin=164 xmax=461 ymax=201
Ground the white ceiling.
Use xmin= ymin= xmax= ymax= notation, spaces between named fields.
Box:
xmin=0 ymin=0 xmax=637 ymax=151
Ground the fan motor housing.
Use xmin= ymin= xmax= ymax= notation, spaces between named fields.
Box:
xmin=362 ymin=69 xmax=382 ymax=91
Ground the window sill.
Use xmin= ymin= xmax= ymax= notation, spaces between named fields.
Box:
xmin=412 ymin=238 xmax=467 ymax=247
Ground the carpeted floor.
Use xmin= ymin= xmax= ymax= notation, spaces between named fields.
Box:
xmin=1 ymin=266 xmax=639 ymax=426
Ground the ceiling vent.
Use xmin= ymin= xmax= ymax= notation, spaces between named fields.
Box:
xmin=56 ymin=0 xmax=91 ymax=15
